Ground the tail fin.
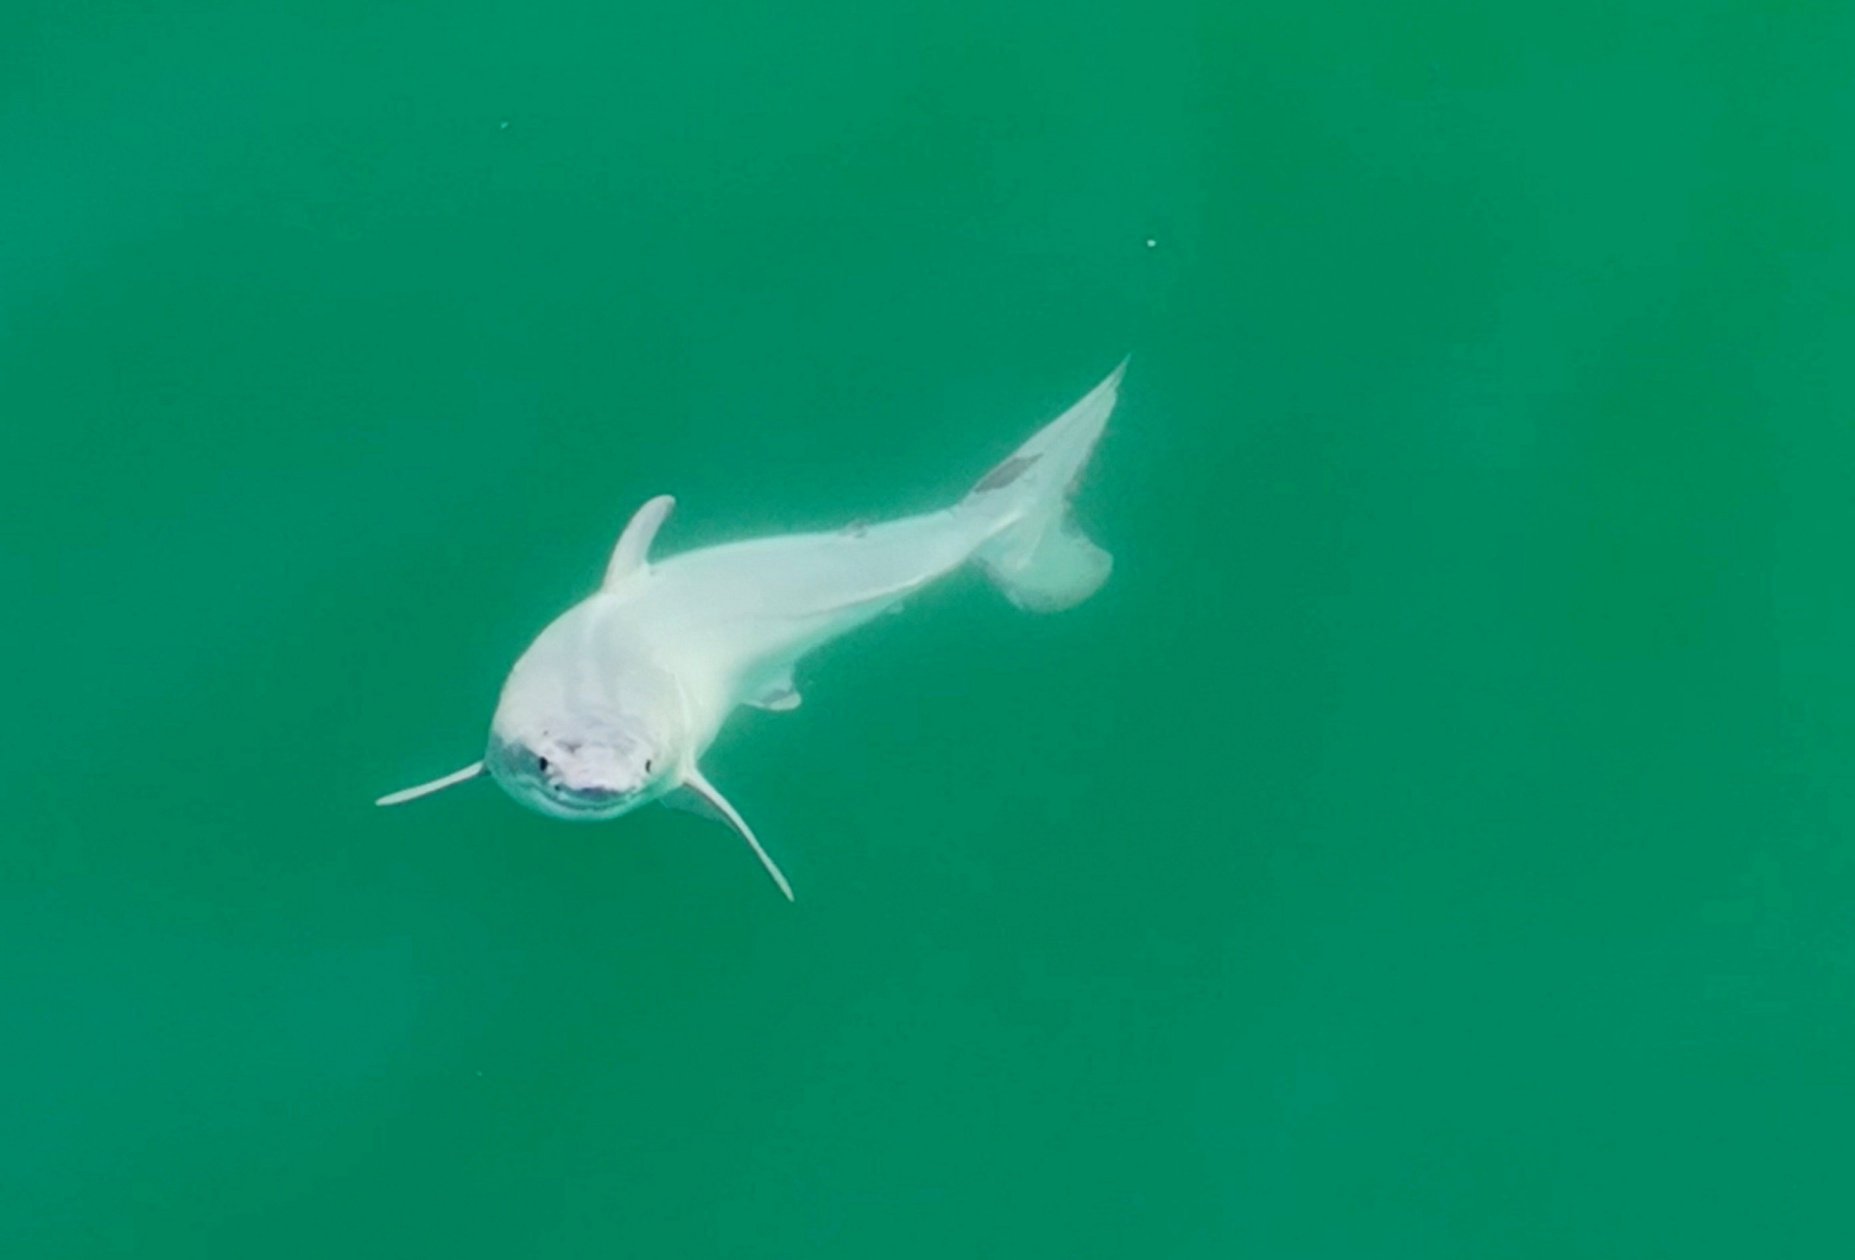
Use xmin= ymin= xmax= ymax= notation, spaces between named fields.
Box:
xmin=964 ymin=359 xmax=1125 ymax=613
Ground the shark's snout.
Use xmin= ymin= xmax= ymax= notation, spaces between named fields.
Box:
xmin=484 ymin=731 xmax=661 ymax=821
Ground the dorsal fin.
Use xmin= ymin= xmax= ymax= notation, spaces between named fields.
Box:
xmin=603 ymin=495 xmax=676 ymax=589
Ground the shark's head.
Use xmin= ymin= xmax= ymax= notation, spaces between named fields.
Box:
xmin=374 ymin=603 xmax=689 ymax=818
xmin=482 ymin=605 xmax=687 ymax=822
xmin=484 ymin=722 xmax=667 ymax=820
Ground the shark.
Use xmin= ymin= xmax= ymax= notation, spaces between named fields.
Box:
xmin=378 ymin=360 xmax=1128 ymax=898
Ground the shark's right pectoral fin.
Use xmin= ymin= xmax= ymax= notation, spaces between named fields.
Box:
xmin=672 ymin=769 xmax=795 ymax=901
xmin=376 ymin=760 xmax=485 ymax=806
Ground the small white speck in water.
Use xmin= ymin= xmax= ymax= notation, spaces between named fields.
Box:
xmin=499 ymin=120 xmax=510 ymax=130
xmin=1145 ymin=238 xmax=1157 ymax=248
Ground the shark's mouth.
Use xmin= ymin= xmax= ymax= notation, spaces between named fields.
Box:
xmin=543 ymin=783 xmax=642 ymax=818
xmin=500 ymin=774 xmax=645 ymax=822
xmin=484 ymin=735 xmax=655 ymax=821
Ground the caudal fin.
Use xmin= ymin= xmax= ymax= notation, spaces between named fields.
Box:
xmin=965 ymin=359 xmax=1125 ymax=613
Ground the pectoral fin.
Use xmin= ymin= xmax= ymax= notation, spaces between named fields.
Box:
xmin=376 ymin=761 xmax=485 ymax=806
xmin=675 ymin=769 xmax=795 ymax=901
xmin=603 ymin=494 xmax=676 ymax=589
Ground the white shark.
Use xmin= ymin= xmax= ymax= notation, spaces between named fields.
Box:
xmin=379 ymin=360 xmax=1128 ymax=898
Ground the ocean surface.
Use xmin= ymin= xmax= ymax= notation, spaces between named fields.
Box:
xmin=4 ymin=2 xmax=1852 ymax=1256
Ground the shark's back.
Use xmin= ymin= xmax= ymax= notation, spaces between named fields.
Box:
xmin=631 ymin=359 xmax=1126 ymax=680
xmin=638 ymin=508 xmax=990 ymax=675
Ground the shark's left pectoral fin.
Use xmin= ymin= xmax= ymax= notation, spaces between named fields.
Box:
xmin=376 ymin=760 xmax=485 ymax=806
xmin=604 ymin=494 xmax=676 ymax=590
xmin=674 ymin=769 xmax=795 ymax=901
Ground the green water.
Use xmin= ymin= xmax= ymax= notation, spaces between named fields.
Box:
xmin=5 ymin=1 xmax=1853 ymax=1255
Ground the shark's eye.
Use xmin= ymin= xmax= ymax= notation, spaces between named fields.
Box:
xmin=535 ymin=755 xmax=551 ymax=774
xmin=645 ymin=758 xmax=654 ymax=773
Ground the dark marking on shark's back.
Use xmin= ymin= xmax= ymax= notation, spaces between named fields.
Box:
xmin=975 ymin=452 xmax=1038 ymax=493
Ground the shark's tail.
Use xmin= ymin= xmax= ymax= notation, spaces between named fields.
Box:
xmin=962 ymin=359 xmax=1125 ymax=613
